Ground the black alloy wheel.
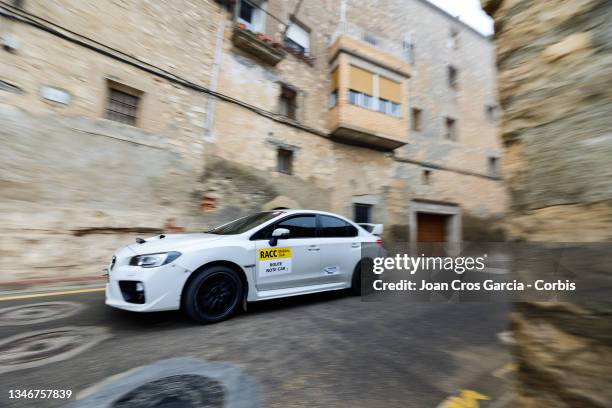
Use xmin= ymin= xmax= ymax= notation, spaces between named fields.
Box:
xmin=184 ymin=266 xmax=243 ymax=324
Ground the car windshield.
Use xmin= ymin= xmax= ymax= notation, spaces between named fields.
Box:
xmin=206 ymin=211 xmax=285 ymax=235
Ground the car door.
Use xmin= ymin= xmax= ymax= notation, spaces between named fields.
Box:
xmin=254 ymin=214 xmax=321 ymax=291
xmin=317 ymin=215 xmax=362 ymax=285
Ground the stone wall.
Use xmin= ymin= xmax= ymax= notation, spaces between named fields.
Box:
xmin=483 ymin=0 xmax=612 ymax=406
xmin=0 ymin=105 xmax=199 ymax=282
xmin=0 ymin=105 xmax=332 ymax=283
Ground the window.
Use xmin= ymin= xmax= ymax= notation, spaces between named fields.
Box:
xmin=391 ymin=102 xmax=401 ymax=117
xmin=349 ymin=65 xmax=374 ymax=98
xmin=445 ymin=117 xmax=457 ymax=141
xmin=277 ymin=215 xmax=317 ymax=238
xmin=329 ymin=89 xmax=338 ymax=108
xmin=379 ymin=76 xmax=402 ymax=117
xmin=378 ymin=98 xmax=391 ymax=114
xmin=402 ymin=33 xmax=415 ymax=63
xmin=279 ymin=85 xmax=297 ymax=120
xmin=488 ymin=156 xmax=499 ymax=177
xmin=284 ymin=22 xmax=310 ymax=56
xmin=353 ymin=204 xmax=372 ymax=224
xmin=238 ymin=0 xmax=265 ymax=32
xmin=330 ymin=67 xmax=339 ymax=108
xmin=209 ymin=211 xmax=285 ymax=235
xmin=411 ymin=108 xmax=422 ymax=131
xmin=40 ymin=86 xmax=71 ymax=105
xmin=252 ymin=214 xmax=317 ymax=239
xmin=329 ymin=67 xmax=338 ymax=108
xmin=347 ymin=67 xmax=402 ymax=117
xmin=348 ymin=89 xmax=358 ymax=105
xmin=449 ymin=28 xmax=459 ymax=49
xmin=0 ymin=79 xmax=23 ymax=94
xmin=320 ymin=215 xmax=358 ymax=237
xmin=422 ymin=169 xmax=431 ymax=185
xmin=348 ymin=89 xmax=372 ymax=109
xmin=277 ymin=148 xmax=293 ymax=174
xmin=376 ymin=99 xmax=400 ymax=116
xmin=447 ymin=65 xmax=458 ymax=89
xmin=363 ymin=32 xmax=378 ymax=46
xmin=485 ymin=104 xmax=498 ymax=122
xmin=106 ymin=84 xmax=141 ymax=126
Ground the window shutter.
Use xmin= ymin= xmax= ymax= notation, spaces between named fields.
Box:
xmin=286 ymin=23 xmax=310 ymax=52
xmin=331 ymin=68 xmax=339 ymax=91
xmin=349 ymin=65 xmax=373 ymax=95
xmin=379 ymin=76 xmax=402 ymax=103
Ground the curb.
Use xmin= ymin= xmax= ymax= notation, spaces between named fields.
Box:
xmin=0 ymin=274 xmax=105 ymax=287
xmin=0 ymin=275 xmax=106 ymax=295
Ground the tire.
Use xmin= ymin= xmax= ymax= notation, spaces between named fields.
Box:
xmin=350 ymin=264 xmax=361 ymax=296
xmin=350 ymin=258 xmax=374 ymax=296
xmin=183 ymin=265 xmax=243 ymax=324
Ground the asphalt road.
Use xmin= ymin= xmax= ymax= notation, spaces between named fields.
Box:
xmin=0 ymin=288 xmax=513 ymax=407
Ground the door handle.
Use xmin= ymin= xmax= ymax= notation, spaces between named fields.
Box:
xmin=308 ymin=245 xmax=320 ymax=251
xmin=351 ymin=243 xmax=361 ymax=248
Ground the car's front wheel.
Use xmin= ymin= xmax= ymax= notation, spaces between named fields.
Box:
xmin=183 ymin=266 xmax=243 ymax=324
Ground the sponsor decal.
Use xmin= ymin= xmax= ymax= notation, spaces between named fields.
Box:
xmin=258 ymin=247 xmax=292 ymax=277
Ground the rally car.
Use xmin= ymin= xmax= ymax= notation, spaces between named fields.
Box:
xmin=105 ymin=210 xmax=384 ymax=323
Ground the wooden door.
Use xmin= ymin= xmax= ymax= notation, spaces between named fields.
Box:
xmin=417 ymin=213 xmax=447 ymax=242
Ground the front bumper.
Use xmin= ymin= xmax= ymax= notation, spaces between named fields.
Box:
xmin=105 ymin=262 xmax=192 ymax=312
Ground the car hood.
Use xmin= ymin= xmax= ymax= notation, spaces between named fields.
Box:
xmin=127 ymin=233 xmax=224 ymax=255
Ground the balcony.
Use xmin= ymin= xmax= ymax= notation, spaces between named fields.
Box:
xmin=329 ymin=99 xmax=408 ymax=150
xmin=231 ymin=24 xmax=286 ymax=66
xmin=327 ymin=27 xmax=411 ymax=151
xmin=329 ymin=23 xmax=411 ymax=75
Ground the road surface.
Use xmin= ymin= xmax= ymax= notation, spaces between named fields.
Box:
xmin=0 ymin=287 xmax=513 ymax=407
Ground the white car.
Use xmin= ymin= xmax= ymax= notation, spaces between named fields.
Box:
xmin=105 ymin=210 xmax=384 ymax=323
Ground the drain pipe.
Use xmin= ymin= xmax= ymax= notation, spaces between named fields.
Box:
xmin=204 ymin=15 xmax=226 ymax=143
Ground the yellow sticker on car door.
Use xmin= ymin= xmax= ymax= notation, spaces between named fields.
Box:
xmin=258 ymin=247 xmax=292 ymax=277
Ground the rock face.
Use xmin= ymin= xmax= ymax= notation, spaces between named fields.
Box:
xmin=483 ymin=0 xmax=612 ymax=406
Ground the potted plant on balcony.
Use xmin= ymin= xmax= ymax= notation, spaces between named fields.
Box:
xmin=232 ymin=25 xmax=286 ymax=65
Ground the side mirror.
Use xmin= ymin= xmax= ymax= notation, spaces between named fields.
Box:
xmin=269 ymin=228 xmax=290 ymax=247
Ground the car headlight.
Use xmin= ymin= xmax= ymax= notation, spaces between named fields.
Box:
xmin=129 ymin=252 xmax=181 ymax=268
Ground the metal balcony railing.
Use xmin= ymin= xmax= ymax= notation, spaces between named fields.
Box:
xmin=330 ymin=22 xmax=409 ymax=61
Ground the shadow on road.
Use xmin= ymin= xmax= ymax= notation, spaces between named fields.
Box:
xmin=102 ymin=289 xmax=351 ymax=330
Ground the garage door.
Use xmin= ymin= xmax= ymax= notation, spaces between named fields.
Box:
xmin=417 ymin=213 xmax=447 ymax=242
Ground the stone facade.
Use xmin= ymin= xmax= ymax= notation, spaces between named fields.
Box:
xmin=0 ymin=0 xmax=505 ymax=283
xmin=483 ymin=0 xmax=612 ymax=406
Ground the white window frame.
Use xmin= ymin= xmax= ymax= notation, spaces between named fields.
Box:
xmin=237 ymin=0 xmax=266 ymax=32
xmin=285 ymin=22 xmax=310 ymax=55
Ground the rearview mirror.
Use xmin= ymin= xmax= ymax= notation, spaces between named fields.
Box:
xmin=269 ymin=228 xmax=290 ymax=246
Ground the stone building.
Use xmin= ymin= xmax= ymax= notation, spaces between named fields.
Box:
xmin=0 ymin=0 xmax=505 ymax=282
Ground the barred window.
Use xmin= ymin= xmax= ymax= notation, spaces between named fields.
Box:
xmin=353 ymin=203 xmax=372 ymax=224
xmin=106 ymin=86 xmax=140 ymax=126
xmin=411 ymin=107 xmax=422 ymax=131
xmin=447 ymin=65 xmax=458 ymax=89
xmin=279 ymin=85 xmax=297 ymax=120
xmin=445 ymin=117 xmax=457 ymax=141
xmin=277 ymin=148 xmax=293 ymax=174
